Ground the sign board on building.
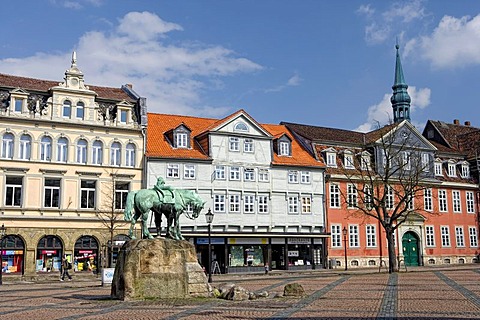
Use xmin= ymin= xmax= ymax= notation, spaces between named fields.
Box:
xmin=288 ymin=251 xmax=299 ymax=257
xmin=288 ymin=238 xmax=311 ymax=244
xmin=228 ymin=238 xmax=268 ymax=245
xmin=196 ymin=238 xmax=225 ymax=245
xmin=102 ymin=268 xmax=115 ymax=286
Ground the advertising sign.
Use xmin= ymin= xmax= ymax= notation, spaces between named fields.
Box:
xmin=102 ymin=268 xmax=115 ymax=286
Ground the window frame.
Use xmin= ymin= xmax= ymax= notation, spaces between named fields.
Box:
xmin=80 ymin=180 xmax=96 ymax=209
xmin=229 ymin=137 xmax=240 ymax=152
xmin=5 ymin=176 xmax=23 ymax=207
xmin=184 ymin=164 xmax=196 ymax=179
xmin=425 ymin=225 xmax=435 ymax=247
xmin=44 ymin=178 xmax=61 ymax=208
xmin=166 ymin=164 xmax=180 ymax=178
xmin=438 ymin=189 xmax=448 ymax=212
xmin=288 ymin=196 xmax=299 ymax=214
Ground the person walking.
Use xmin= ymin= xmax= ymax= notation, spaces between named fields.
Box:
xmin=60 ymin=255 xmax=72 ymax=281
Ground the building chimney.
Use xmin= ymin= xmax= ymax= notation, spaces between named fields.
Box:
xmin=453 ymin=119 xmax=460 ymax=125
xmin=465 ymin=121 xmax=471 ymax=126
xmin=125 ymin=83 xmax=133 ymax=89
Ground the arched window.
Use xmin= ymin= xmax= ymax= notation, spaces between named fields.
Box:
xmin=63 ymin=100 xmax=72 ymax=118
xmin=76 ymin=139 xmax=87 ymax=164
xmin=126 ymin=143 xmax=135 ymax=167
xmin=1 ymin=132 xmax=14 ymax=159
xmin=2 ymin=235 xmax=25 ymax=274
xmin=74 ymin=236 xmax=99 ymax=272
xmin=110 ymin=142 xmax=121 ymax=166
xmin=40 ymin=136 xmax=52 ymax=161
xmin=19 ymin=134 xmax=32 ymax=160
xmin=57 ymin=137 xmax=68 ymax=162
xmin=36 ymin=235 xmax=63 ymax=272
xmin=234 ymin=122 xmax=249 ymax=132
xmin=92 ymin=140 xmax=103 ymax=165
xmin=76 ymin=101 xmax=84 ymax=120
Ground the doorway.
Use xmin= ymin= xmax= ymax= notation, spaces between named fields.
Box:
xmin=402 ymin=231 xmax=420 ymax=266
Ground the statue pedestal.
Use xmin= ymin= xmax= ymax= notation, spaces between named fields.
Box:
xmin=111 ymin=238 xmax=210 ymax=300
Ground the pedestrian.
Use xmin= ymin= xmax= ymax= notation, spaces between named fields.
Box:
xmin=60 ymin=255 xmax=72 ymax=281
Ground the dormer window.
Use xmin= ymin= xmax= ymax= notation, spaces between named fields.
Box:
xmin=234 ymin=122 xmax=249 ymax=132
xmin=279 ymin=141 xmax=290 ymax=156
xmin=421 ymin=153 xmax=429 ymax=172
xmin=460 ymin=162 xmax=470 ymax=178
xmin=343 ymin=151 xmax=354 ymax=169
xmin=175 ymin=132 xmax=188 ymax=148
xmin=14 ymin=98 xmax=24 ymax=113
xmin=325 ymin=150 xmax=337 ymax=167
xmin=76 ymin=101 xmax=84 ymax=120
xmin=119 ymin=109 xmax=128 ymax=124
xmin=63 ymin=100 xmax=72 ymax=118
xmin=434 ymin=160 xmax=443 ymax=176
xmin=447 ymin=160 xmax=456 ymax=177
xmin=359 ymin=151 xmax=371 ymax=170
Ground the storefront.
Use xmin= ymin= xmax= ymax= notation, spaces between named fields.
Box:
xmin=74 ymin=236 xmax=99 ymax=272
xmin=1 ymin=235 xmax=25 ymax=274
xmin=195 ymin=237 xmax=226 ymax=274
xmin=36 ymin=235 xmax=63 ymax=272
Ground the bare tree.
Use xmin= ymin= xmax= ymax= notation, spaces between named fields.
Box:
xmin=339 ymin=122 xmax=438 ymax=273
xmin=96 ymin=170 xmax=128 ymax=268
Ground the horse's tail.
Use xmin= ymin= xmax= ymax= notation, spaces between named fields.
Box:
xmin=124 ymin=190 xmax=137 ymax=221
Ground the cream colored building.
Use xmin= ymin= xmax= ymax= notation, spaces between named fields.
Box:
xmin=0 ymin=53 xmax=146 ymax=279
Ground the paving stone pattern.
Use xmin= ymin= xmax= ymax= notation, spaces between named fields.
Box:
xmin=1 ymin=265 xmax=480 ymax=319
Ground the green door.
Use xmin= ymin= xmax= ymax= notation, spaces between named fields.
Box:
xmin=402 ymin=232 xmax=419 ymax=266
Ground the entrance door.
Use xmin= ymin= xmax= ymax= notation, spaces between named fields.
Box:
xmin=402 ymin=232 xmax=419 ymax=266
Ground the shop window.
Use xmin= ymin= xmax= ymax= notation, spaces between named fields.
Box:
xmin=36 ymin=235 xmax=63 ymax=272
xmin=74 ymin=236 xmax=99 ymax=272
xmin=228 ymin=245 xmax=265 ymax=267
xmin=1 ymin=234 xmax=25 ymax=274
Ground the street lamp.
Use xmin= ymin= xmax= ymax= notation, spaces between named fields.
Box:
xmin=342 ymin=226 xmax=348 ymax=271
xmin=205 ymin=208 xmax=214 ymax=283
xmin=0 ymin=224 xmax=6 ymax=285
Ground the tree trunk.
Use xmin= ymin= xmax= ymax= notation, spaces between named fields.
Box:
xmin=386 ymin=227 xmax=397 ymax=273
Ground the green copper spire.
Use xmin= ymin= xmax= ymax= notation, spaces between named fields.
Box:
xmin=391 ymin=43 xmax=411 ymax=122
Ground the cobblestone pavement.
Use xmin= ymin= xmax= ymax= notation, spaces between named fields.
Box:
xmin=1 ymin=265 xmax=480 ymax=319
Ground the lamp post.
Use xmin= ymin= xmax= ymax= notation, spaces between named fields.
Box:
xmin=342 ymin=226 xmax=348 ymax=271
xmin=205 ymin=208 xmax=214 ymax=283
xmin=0 ymin=224 xmax=6 ymax=285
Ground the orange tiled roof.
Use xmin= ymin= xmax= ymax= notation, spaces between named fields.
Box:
xmin=0 ymin=73 xmax=134 ymax=102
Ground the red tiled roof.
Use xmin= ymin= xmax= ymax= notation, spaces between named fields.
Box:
xmin=281 ymin=121 xmax=365 ymax=145
xmin=0 ymin=73 xmax=134 ymax=102
xmin=428 ymin=120 xmax=480 ymax=154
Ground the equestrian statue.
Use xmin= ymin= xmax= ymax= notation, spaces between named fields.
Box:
xmin=123 ymin=177 xmax=206 ymax=240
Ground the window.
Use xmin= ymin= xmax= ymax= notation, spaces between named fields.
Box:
xmin=364 ymin=185 xmax=373 ymax=210
xmin=288 ymin=196 xmax=299 ymax=214
xmin=166 ymin=164 xmax=180 ymax=178
xmin=92 ymin=140 xmax=103 ymax=165
xmin=288 ymin=170 xmax=298 ymax=183
xmin=366 ymin=225 xmax=376 ymax=247
xmin=40 ymin=136 xmax=52 ymax=161
xmin=214 ymin=194 xmax=225 ymax=212
xmin=5 ymin=176 xmax=22 ymax=206
xmin=14 ymin=98 xmax=23 ymax=112
xmin=175 ymin=132 xmax=188 ymax=148
xmin=438 ymin=189 xmax=447 ymax=212
xmin=301 ymin=196 xmax=312 ymax=214
xmin=244 ymin=168 xmax=255 ymax=181
xmin=452 ymin=190 xmax=461 ymax=213
xmin=81 ymin=180 xmax=96 ymax=209
xmin=258 ymin=169 xmax=269 ymax=182
xmin=229 ymin=167 xmax=240 ymax=180
xmin=57 ymin=137 xmax=68 ymax=162
xmin=0 ymin=152 xmax=10 ymax=180
xmin=76 ymin=139 xmax=87 ymax=164
xmin=119 ymin=109 xmax=128 ymax=124
xmin=361 ymin=154 xmax=370 ymax=170
xmin=434 ymin=162 xmax=443 ymax=176
xmin=279 ymin=141 xmax=290 ymax=156
xmin=19 ymin=134 xmax=31 ymax=160
xmin=406 ymin=192 xmax=414 ymax=210
xmin=244 ymin=195 xmax=255 ymax=213
xmin=402 ymin=152 xmax=411 ymax=170
xmin=455 ymin=227 xmax=465 ymax=247
xmin=330 ymin=183 xmax=340 ymax=208
xmin=44 ymin=178 xmax=60 ymax=208
xmin=125 ymin=143 xmax=135 ymax=167
xmin=347 ymin=184 xmax=357 ymax=208
xmin=234 ymin=122 xmax=248 ymax=132
xmin=326 ymin=152 xmax=336 ymax=167
xmin=114 ymin=181 xmax=129 ymax=210
xmin=214 ymin=165 xmax=226 ymax=180
xmin=349 ymin=225 xmax=359 ymax=247
xmin=421 ymin=153 xmax=429 ymax=172
xmin=331 ymin=225 xmax=341 ymax=247
xmin=258 ymin=195 xmax=269 ymax=214
xmin=63 ymin=100 xmax=72 ymax=118
xmin=76 ymin=101 xmax=84 ymax=119
xmin=466 ymin=191 xmax=475 ymax=213
xmin=469 ymin=227 xmax=478 ymax=247
xmin=229 ymin=137 xmax=239 ymax=152
xmin=229 ymin=195 xmax=240 ymax=213
xmin=424 ymin=188 xmax=433 ymax=211
xmin=344 ymin=153 xmax=354 ymax=169
xmin=300 ymin=171 xmax=310 ymax=184
xmin=386 ymin=186 xmax=394 ymax=209
xmin=110 ymin=142 xmax=121 ymax=166
xmin=461 ymin=164 xmax=470 ymax=178
xmin=244 ymin=139 xmax=254 ymax=153
xmin=184 ymin=164 xmax=196 ymax=179
xmin=426 ymin=226 xmax=435 ymax=247
xmin=447 ymin=163 xmax=456 ymax=177
xmin=441 ymin=226 xmax=450 ymax=247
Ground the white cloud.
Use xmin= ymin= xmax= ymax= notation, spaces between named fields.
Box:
xmin=50 ymin=0 xmax=104 ymax=9
xmin=382 ymin=0 xmax=426 ymax=23
xmin=264 ymin=73 xmax=302 ymax=93
xmin=408 ymin=14 xmax=480 ymax=69
xmin=355 ymin=86 xmax=431 ymax=132
xmin=0 ymin=11 xmax=262 ymax=117
xmin=357 ymin=4 xmax=375 ymax=18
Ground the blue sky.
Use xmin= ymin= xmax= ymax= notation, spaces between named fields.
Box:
xmin=1 ymin=0 xmax=480 ymax=131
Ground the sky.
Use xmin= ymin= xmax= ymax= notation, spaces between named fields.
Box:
xmin=1 ymin=0 xmax=480 ymax=132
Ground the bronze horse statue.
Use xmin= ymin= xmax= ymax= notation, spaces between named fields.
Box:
xmin=123 ymin=187 xmax=205 ymax=240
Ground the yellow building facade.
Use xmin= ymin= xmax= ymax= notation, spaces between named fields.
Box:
xmin=0 ymin=53 xmax=145 ymax=279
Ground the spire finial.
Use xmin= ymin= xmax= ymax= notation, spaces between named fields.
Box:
xmin=391 ymin=41 xmax=411 ymax=123
xmin=71 ymin=51 xmax=77 ymax=67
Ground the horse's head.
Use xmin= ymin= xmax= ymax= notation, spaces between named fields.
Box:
xmin=191 ymin=199 xmax=206 ymax=219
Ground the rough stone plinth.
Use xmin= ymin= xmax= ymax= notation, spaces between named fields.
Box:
xmin=111 ymin=238 xmax=210 ymax=300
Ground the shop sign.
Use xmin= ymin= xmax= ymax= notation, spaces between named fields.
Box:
xmin=196 ymin=238 xmax=225 ymax=245
xmin=79 ymin=250 xmax=93 ymax=254
xmin=228 ymin=238 xmax=268 ymax=245
xmin=114 ymin=241 xmax=126 ymax=246
xmin=102 ymin=268 xmax=115 ymax=286
xmin=271 ymin=238 xmax=286 ymax=244
xmin=288 ymin=251 xmax=299 ymax=257
xmin=313 ymin=238 xmax=323 ymax=244
xmin=288 ymin=238 xmax=311 ymax=245
xmin=42 ymin=250 xmax=56 ymax=254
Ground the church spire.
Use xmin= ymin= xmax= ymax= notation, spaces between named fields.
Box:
xmin=390 ymin=43 xmax=411 ymax=123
